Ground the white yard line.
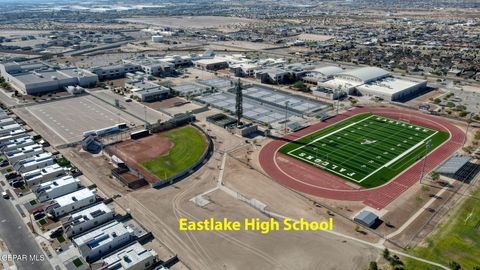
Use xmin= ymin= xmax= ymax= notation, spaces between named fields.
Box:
xmin=287 ymin=115 xmax=439 ymax=183
xmin=357 ymin=131 xmax=438 ymax=183
xmin=287 ymin=115 xmax=375 ymax=155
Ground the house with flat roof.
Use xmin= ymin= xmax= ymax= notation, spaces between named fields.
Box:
xmin=72 ymin=220 xmax=135 ymax=262
xmin=46 ymin=188 xmax=97 ymax=217
xmin=0 ymin=130 xmax=27 ymax=147
xmin=13 ymin=152 xmax=55 ymax=173
xmin=5 ymin=144 xmax=43 ymax=163
xmin=22 ymin=163 xmax=66 ymax=187
xmin=0 ymin=123 xmax=22 ymax=136
xmin=194 ymin=58 xmax=229 ymax=71
xmin=0 ymin=118 xmax=16 ymax=127
xmin=96 ymin=241 xmax=157 ymax=270
xmin=64 ymin=203 xmax=114 ymax=237
xmin=33 ymin=175 xmax=80 ymax=202
xmin=2 ymin=137 xmax=35 ymax=152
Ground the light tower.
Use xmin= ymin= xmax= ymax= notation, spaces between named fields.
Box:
xmin=235 ymin=79 xmax=243 ymax=127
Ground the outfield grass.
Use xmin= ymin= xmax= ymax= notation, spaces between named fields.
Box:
xmin=279 ymin=113 xmax=449 ymax=188
xmin=141 ymin=126 xmax=207 ymax=180
xmin=404 ymin=187 xmax=480 ymax=270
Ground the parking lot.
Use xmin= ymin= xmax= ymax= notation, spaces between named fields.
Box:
xmin=25 ymin=95 xmax=143 ymax=144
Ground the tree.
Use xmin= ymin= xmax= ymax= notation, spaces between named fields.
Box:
xmin=350 ymin=98 xmax=358 ymax=106
xmin=293 ymin=81 xmax=309 ymax=92
xmin=383 ymin=248 xmax=390 ymax=260
xmin=368 ymin=261 xmax=378 ymax=270
xmin=429 ymin=171 xmax=440 ymax=181
xmin=448 ymin=261 xmax=461 ymax=270
xmin=445 ymin=102 xmax=455 ymax=108
xmin=433 ymin=98 xmax=441 ymax=104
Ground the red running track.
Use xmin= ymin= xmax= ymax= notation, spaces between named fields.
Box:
xmin=259 ymin=107 xmax=465 ymax=209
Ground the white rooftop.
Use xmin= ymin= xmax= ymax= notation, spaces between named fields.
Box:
xmin=22 ymin=163 xmax=64 ymax=179
xmin=73 ymin=221 xmax=133 ymax=248
xmin=54 ymin=188 xmax=96 ymax=207
xmin=356 ymin=77 xmax=426 ymax=95
xmin=102 ymin=242 xmax=156 ymax=269
xmin=35 ymin=175 xmax=78 ymax=193
xmin=70 ymin=203 xmax=112 ymax=226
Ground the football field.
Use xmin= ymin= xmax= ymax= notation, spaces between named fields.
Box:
xmin=279 ymin=113 xmax=450 ymax=188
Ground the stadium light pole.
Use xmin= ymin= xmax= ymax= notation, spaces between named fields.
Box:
xmin=144 ymin=105 xmax=147 ymax=123
xmin=419 ymin=139 xmax=432 ymax=184
xmin=335 ymin=88 xmax=340 ymax=115
xmin=284 ymin=101 xmax=289 ymax=134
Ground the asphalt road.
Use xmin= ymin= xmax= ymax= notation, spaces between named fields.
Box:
xmin=0 ymin=188 xmax=52 ymax=270
xmin=89 ymin=90 xmax=170 ymax=124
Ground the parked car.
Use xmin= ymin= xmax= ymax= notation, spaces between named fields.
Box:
xmin=32 ymin=209 xmax=44 ymax=215
xmin=0 ymin=160 xmax=9 ymax=167
xmin=11 ymin=180 xmax=24 ymax=188
xmin=33 ymin=212 xmax=45 ymax=220
xmin=49 ymin=227 xmax=64 ymax=239
xmin=5 ymin=172 xmax=19 ymax=180
xmin=2 ymin=191 xmax=9 ymax=199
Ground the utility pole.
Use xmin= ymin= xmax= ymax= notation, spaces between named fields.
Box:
xmin=420 ymin=139 xmax=432 ymax=184
xmin=284 ymin=101 xmax=289 ymax=134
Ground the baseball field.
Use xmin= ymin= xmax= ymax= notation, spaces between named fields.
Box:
xmin=141 ymin=126 xmax=207 ymax=180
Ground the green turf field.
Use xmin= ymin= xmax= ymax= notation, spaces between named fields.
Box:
xmin=142 ymin=126 xmax=207 ymax=180
xmin=279 ymin=113 xmax=450 ymax=188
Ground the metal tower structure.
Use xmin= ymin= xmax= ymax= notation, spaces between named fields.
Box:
xmin=235 ymin=79 xmax=243 ymax=127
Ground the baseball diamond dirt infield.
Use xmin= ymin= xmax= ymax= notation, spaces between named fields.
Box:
xmin=259 ymin=107 xmax=465 ymax=210
xmin=107 ymin=125 xmax=208 ymax=184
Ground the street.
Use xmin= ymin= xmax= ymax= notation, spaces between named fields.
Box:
xmin=0 ymin=187 xmax=52 ymax=270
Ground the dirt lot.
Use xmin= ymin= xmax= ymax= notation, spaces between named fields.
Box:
xmin=107 ymin=121 xmax=385 ymax=270
xmin=119 ymin=16 xmax=258 ymax=30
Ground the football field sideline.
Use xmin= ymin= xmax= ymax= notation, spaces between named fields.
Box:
xmin=280 ymin=113 xmax=449 ymax=187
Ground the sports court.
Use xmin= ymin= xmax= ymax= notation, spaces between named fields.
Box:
xmin=280 ymin=113 xmax=449 ymax=187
